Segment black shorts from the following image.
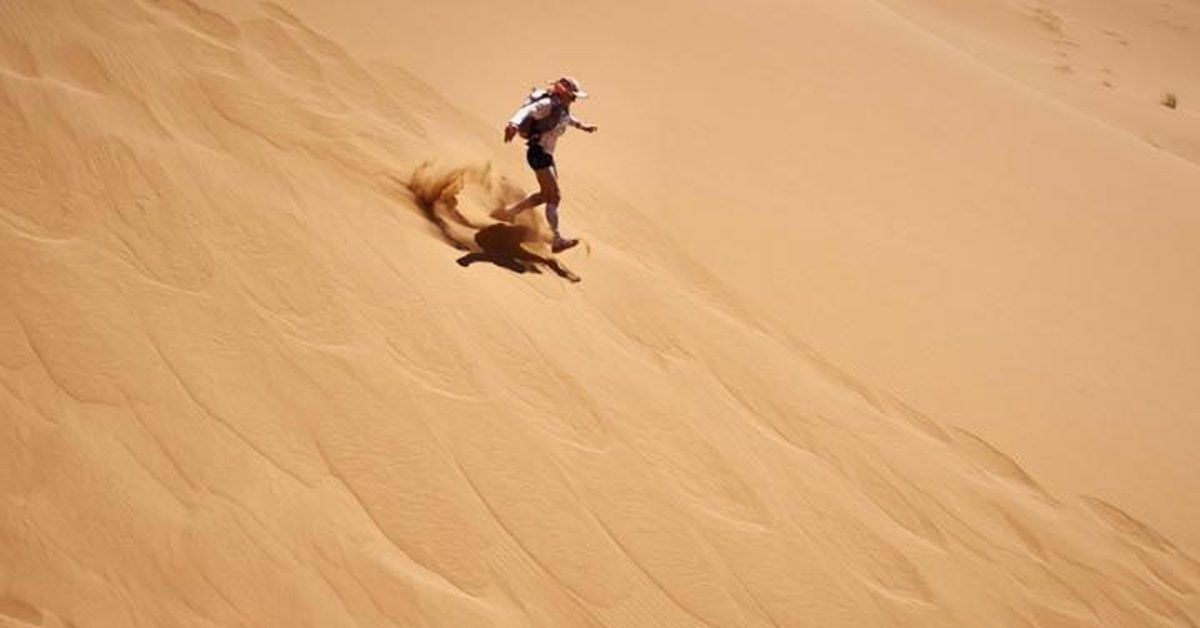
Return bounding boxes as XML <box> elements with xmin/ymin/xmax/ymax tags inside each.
<box><xmin>525</xmin><ymin>141</ymin><xmax>555</xmax><ymax>171</ymax></box>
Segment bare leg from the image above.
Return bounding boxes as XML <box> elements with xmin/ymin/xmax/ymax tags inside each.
<box><xmin>536</xmin><ymin>166</ymin><xmax>577</xmax><ymax>250</ymax></box>
<box><xmin>497</xmin><ymin>167</ymin><xmax>559</xmax><ymax>221</ymax></box>
<box><xmin>498</xmin><ymin>191</ymin><xmax>543</xmax><ymax>219</ymax></box>
<box><xmin>545</xmin><ymin>199</ymin><xmax>561</xmax><ymax>238</ymax></box>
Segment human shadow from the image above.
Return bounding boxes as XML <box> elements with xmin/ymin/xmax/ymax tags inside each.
<box><xmin>456</xmin><ymin>224</ymin><xmax>580</xmax><ymax>283</ymax></box>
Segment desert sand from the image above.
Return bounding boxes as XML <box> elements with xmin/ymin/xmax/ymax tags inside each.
<box><xmin>2</xmin><ymin>0</ymin><xmax>1198</xmax><ymax>627</ymax></box>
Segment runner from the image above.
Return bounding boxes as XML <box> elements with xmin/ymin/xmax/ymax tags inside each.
<box><xmin>493</xmin><ymin>76</ymin><xmax>597</xmax><ymax>252</ymax></box>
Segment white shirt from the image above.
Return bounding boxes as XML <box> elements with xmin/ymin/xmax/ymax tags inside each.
<box><xmin>508</xmin><ymin>94</ymin><xmax>581</xmax><ymax>154</ymax></box>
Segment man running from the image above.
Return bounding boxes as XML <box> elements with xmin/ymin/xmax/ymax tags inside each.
<box><xmin>493</xmin><ymin>76</ymin><xmax>597</xmax><ymax>252</ymax></box>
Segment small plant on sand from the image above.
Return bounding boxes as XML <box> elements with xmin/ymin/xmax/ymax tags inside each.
<box><xmin>1161</xmin><ymin>93</ymin><xmax>1177</xmax><ymax>109</ymax></box>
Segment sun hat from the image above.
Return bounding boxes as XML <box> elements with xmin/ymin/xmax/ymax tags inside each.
<box><xmin>555</xmin><ymin>75</ymin><xmax>588</xmax><ymax>99</ymax></box>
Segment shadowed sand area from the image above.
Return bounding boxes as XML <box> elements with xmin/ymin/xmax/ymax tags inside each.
<box><xmin>1</xmin><ymin>1</ymin><xmax>1197</xmax><ymax>627</ymax></box>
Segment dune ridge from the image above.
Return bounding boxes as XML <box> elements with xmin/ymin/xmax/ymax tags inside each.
<box><xmin>1</xmin><ymin>1</ymin><xmax>1198</xmax><ymax>627</ymax></box>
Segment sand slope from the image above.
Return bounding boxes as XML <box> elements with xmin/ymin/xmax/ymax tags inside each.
<box><xmin>1</xmin><ymin>1</ymin><xmax>1198</xmax><ymax>627</ymax></box>
<box><xmin>288</xmin><ymin>0</ymin><xmax>1200</xmax><ymax>554</ymax></box>
<box><xmin>876</xmin><ymin>0</ymin><xmax>1200</xmax><ymax>163</ymax></box>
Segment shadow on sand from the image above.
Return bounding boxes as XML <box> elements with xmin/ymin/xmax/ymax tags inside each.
<box><xmin>456</xmin><ymin>224</ymin><xmax>580</xmax><ymax>283</ymax></box>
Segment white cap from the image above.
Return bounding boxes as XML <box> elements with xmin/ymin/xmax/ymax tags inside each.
<box><xmin>555</xmin><ymin>75</ymin><xmax>588</xmax><ymax>99</ymax></box>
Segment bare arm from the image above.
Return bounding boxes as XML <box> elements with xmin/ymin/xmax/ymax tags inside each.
<box><xmin>569</xmin><ymin>117</ymin><xmax>598</xmax><ymax>133</ymax></box>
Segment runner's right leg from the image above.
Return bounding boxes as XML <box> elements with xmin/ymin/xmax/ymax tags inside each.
<box><xmin>497</xmin><ymin>167</ymin><xmax>558</xmax><ymax>220</ymax></box>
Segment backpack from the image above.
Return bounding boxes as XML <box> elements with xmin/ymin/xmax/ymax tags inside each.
<box><xmin>516</xmin><ymin>88</ymin><xmax>567</xmax><ymax>139</ymax></box>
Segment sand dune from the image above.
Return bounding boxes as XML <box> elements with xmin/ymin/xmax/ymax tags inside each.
<box><xmin>876</xmin><ymin>0</ymin><xmax>1200</xmax><ymax>163</ymax></box>
<box><xmin>287</xmin><ymin>0</ymin><xmax>1200</xmax><ymax>554</ymax></box>
<box><xmin>1</xmin><ymin>1</ymin><xmax>1198</xmax><ymax>627</ymax></box>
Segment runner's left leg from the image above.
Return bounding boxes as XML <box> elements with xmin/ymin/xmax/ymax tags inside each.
<box><xmin>543</xmin><ymin>166</ymin><xmax>563</xmax><ymax>239</ymax></box>
<box><xmin>497</xmin><ymin>166</ymin><xmax>558</xmax><ymax>220</ymax></box>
